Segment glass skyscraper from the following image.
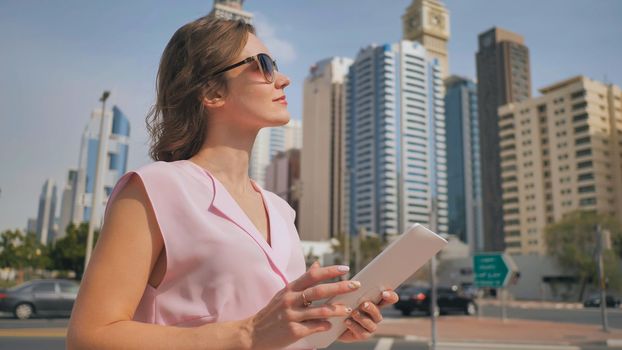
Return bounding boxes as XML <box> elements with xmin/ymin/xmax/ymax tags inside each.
<box><xmin>444</xmin><ymin>75</ymin><xmax>483</xmax><ymax>253</ymax></box>
<box><xmin>346</xmin><ymin>41</ymin><xmax>448</xmax><ymax>238</ymax></box>
<box><xmin>36</xmin><ymin>179</ymin><xmax>57</xmax><ymax>245</ymax></box>
<box><xmin>73</xmin><ymin>106</ymin><xmax>130</xmax><ymax>225</ymax></box>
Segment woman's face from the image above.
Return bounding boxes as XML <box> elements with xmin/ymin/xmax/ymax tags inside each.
<box><xmin>215</xmin><ymin>32</ymin><xmax>291</xmax><ymax>130</ymax></box>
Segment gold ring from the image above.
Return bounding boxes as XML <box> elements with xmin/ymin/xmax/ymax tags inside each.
<box><xmin>301</xmin><ymin>290</ymin><xmax>312</xmax><ymax>307</ymax></box>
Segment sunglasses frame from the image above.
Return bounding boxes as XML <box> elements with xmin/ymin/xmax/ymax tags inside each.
<box><xmin>212</xmin><ymin>53</ymin><xmax>278</xmax><ymax>83</ymax></box>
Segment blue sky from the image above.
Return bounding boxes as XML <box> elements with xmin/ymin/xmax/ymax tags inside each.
<box><xmin>1</xmin><ymin>0</ymin><xmax>621</xmax><ymax>232</ymax></box>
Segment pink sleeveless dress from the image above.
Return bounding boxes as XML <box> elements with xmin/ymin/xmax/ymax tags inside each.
<box><xmin>105</xmin><ymin>159</ymin><xmax>311</xmax><ymax>349</ymax></box>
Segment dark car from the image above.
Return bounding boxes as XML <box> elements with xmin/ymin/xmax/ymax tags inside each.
<box><xmin>583</xmin><ymin>294</ymin><xmax>621</xmax><ymax>308</ymax></box>
<box><xmin>0</xmin><ymin>279</ymin><xmax>80</xmax><ymax>319</ymax></box>
<box><xmin>394</xmin><ymin>285</ymin><xmax>477</xmax><ymax>316</ymax></box>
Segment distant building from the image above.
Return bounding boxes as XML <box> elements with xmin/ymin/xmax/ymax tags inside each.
<box><xmin>73</xmin><ymin>106</ymin><xmax>130</xmax><ymax>228</ymax></box>
<box><xmin>58</xmin><ymin>169</ymin><xmax>78</xmax><ymax>240</ymax></box>
<box><xmin>209</xmin><ymin>0</ymin><xmax>253</xmax><ymax>23</ymax></box>
<box><xmin>250</xmin><ymin>119</ymin><xmax>302</xmax><ymax>188</ymax></box>
<box><xmin>476</xmin><ymin>27</ymin><xmax>532</xmax><ymax>252</ymax></box>
<box><xmin>346</xmin><ymin>41</ymin><xmax>448</xmax><ymax>238</ymax></box>
<box><xmin>498</xmin><ymin>76</ymin><xmax>622</xmax><ymax>255</ymax></box>
<box><xmin>444</xmin><ymin>76</ymin><xmax>483</xmax><ymax>253</ymax></box>
<box><xmin>300</xmin><ymin>57</ymin><xmax>352</xmax><ymax>241</ymax></box>
<box><xmin>26</xmin><ymin>218</ymin><xmax>37</xmax><ymax>235</ymax></box>
<box><xmin>402</xmin><ymin>0</ymin><xmax>450</xmax><ymax>78</ymax></box>
<box><xmin>264</xmin><ymin>149</ymin><xmax>301</xmax><ymax>228</ymax></box>
<box><xmin>36</xmin><ymin>179</ymin><xmax>57</xmax><ymax>245</ymax></box>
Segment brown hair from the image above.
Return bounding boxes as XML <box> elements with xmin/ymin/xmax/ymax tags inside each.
<box><xmin>146</xmin><ymin>16</ymin><xmax>256</xmax><ymax>161</ymax></box>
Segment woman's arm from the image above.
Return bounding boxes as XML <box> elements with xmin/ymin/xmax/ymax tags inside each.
<box><xmin>66</xmin><ymin>174</ymin><xmax>252</xmax><ymax>350</ymax></box>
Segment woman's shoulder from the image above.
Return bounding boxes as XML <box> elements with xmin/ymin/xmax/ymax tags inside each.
<box><xmin>113</xmin><ymin>160</ymin><xmax>210</xmax><ymax>199</ymax></box>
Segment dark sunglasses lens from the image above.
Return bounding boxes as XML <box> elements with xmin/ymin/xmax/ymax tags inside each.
<box><xmin>258</xmin><ymin>54</ymin><xmax>275</xmax><ymax>82</ymax></box>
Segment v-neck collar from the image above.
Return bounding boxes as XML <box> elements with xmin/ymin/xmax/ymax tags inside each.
<box><xmin>177</xmin><ymin>159</ymin><xmax>292</xmax><ymax>284</ymax></box>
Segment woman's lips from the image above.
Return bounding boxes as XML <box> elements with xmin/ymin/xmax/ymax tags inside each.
<box><xmin>273</xmin><ymin>96</ymin><xmax>287</xmax><ymax>104</ymax></box>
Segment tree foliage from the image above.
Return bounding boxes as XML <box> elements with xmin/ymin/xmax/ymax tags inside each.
<box><xmin>544</xmin><ymin>210</ymin><xmax>622</xmax><ymax>298</ymax></box>
<box><xmin>49</xmin><ymin>222</ymin><xmax>99</xmax><ymax>280</ymax></box>
<box><xmin>0</xmin><ymin>222</ymin><xmax>99</xmax><ymax>281</ymax></box>
<box><xmin>0</xmin><ymin>229</ymin><xmax>50</xmax><ymax>270</ymax></box>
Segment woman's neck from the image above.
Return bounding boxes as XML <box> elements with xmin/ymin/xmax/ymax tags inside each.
<box><xmin>190</xmin><ymin>124</ymin><xmax>259</xmax><ymax>195</ymax></box>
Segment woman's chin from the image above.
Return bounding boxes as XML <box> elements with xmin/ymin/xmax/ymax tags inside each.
<box><xmin>268</xmin><ymin>113</ymin><xmax>291</xmax><ymax>126</ymax></box>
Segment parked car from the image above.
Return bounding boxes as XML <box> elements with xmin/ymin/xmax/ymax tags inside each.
<box><xmin>394</xmin><ymin>285</ymin><xmax>477</xmax><ymax>316</ymax></box>
<box><xmin>0</xmin><ymin>279</ymin><xmax>80</xmax><ymax>319</ymax></box>
<box><xmin>583</xmin><ymin>293</ymin><xmax>621</xmax><ymax>308</ymax></box>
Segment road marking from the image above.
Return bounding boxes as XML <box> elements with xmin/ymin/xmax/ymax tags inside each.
<box><xmin>373</xmin><ymin>337</ymin><xmax>394</xmax><ymax>350</ymax></box>
<box><xmin>607</xmin><ymin>339</ymin><xmax>622</xmax><ymax>347</ymax></box>
<box><xmin>0</xmin><ymin>328</ymin><xmax>66</xmax><ymax>338</ymax></box>
<box><xmin>404</xmin><ymin>335</ymin><xmax>426</xmax><ymax>342</ymax></box>
<box><xmin>437</xmin><ymin>343</ymin><xmax>576</xmax><ymax>350</ymax></box>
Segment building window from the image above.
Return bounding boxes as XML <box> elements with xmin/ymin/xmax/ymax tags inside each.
<box><xmin>577</xmin><ymin>160</ymin><xmax>593</xmax><ymax>169</ymax></box>
<box><xmin>579</xmin><ymin>197</ymin><xmax>597</xmax><ymax>206</ymax></box>
<box><xmin>576</xmin><ymin>149</ymin><xmax>592</xmax><ymax>157</ymax></box>
<box><xmin>506</xmin><ymin>241</ymin><xmax>521</xmax><ymax>248</ymax></box>
<box><xmin>573</xmin><ymin>113</ymin><xmax>588</xmax><ymax>123</ymax></box>
<box><xmin>578</xmin><ymin>173</ymin><xmax>594</xmax><ymax>181</ymax></box>
<box><xmin>575</xmin><ymin>136</ymin><xmax>590</xmax><ymax>146</ymax></box>
<box><xmin>570</xmin><ymin>90</ymin><xmax>586</xmax><ymax>99</ymax></box>
<box><xmin>572</xmin><ymin>102</ymin><xmax>588</xmax><ymax>111</ymax></box>
<box><xmin>578</xmin><ymin>185</ymin><xmax>596</xmax><ymax>193</ymax></box>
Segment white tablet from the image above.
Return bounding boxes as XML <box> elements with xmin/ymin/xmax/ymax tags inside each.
<box><xmin>291</xmin><ymin>223</ymin><xmax>447</xmax><ymax>349</ymax></box>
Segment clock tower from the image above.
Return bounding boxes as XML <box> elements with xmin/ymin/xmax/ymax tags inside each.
<box><xmin>402</xmin><ymin>0</ymin><xmax>450</xmax><ymax>77</ymax></box>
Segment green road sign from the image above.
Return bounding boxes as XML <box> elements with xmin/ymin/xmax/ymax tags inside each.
<box><xmin>473</xmin><ymin>253</ymin><xmax>518</xmax><ymax>288</ymax></box>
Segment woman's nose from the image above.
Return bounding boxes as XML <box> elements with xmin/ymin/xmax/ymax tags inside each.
<box><xmin>274</xmin><ymin>71</ymin><xmax>290</xmax><ymax>89</ymax></box>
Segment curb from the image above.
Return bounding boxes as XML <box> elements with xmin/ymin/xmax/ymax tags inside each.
<box><xmin>477</xmin><ymin>301</ymin><xmax>585</xmax><ymax>310</ymax></box>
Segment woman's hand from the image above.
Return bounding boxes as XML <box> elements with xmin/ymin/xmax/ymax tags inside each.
<box><xmin>337</xmin><ymin>290</ymin><xmax>399</xmax><ymax>342</ymax></box>
<box><xmin>244</xmin><ymin>261</ymin><xmax>360</xmax><ymax>350</ymax></box>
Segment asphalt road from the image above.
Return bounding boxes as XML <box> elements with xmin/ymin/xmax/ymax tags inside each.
<box><xmin>1</xmin><ymin>307</ymin><xmax>621</xmax><ymax>350</ymax></box>
<box><xmin>0</xmin><ymin>336</ymin><xmax>616</xmax><ymax>350</ymax></box>
<box><xmin>380</xmin><ymin>305</ymin><xmax>622</xmax><ymax>329</ymax></box>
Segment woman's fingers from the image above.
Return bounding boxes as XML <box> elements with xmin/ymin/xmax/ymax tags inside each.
<box><xmin>303</xmin><ymin>280</ymin><xmax>361</xmax><ymax>302</ymax></box>
<box><xmin>288</xmin><ymin>263</ymin><xmax>350</xmax><ymax>292</ymax></box>
<box><xmin>377</xmin><ymin>290</ymin><xmax>399</xmax><ymax>308</ymax></box>
<box><xmin>344</xmin><ymin>317</ymin><xmax>372</xmax><ymax>340</ymax></box>
<box><xmin>290</xmin><ymin>303</ymin><xmax>352</xmax><ymax>321</ymax></box>
<box><xmin>359</xmin><ymin>301</ymin><xmax>383</xmax><ymax>323</ymax></box>
<box><xmin>350</xmin><ymin>308</ymin><xmax>378</xmax><ymax>333</ymax></box>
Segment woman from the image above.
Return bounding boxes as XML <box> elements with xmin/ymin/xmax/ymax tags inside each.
<box><xmin>67</xmin><ymin>15</ymin><xmax>398</xmax><ymax>349</ymax></box>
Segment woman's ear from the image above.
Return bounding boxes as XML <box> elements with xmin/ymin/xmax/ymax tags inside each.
<box><xmin>201</xmin><ymin>82</ymin><xmax>226</xmax><ymax>109</ymax></box>
<box><xmin>202</xmin><ymin>93</ymin><xmax>225</xmax><ymax>109</ymax></box>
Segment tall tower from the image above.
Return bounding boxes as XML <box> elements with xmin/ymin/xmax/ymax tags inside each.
<box><xmin>476</xmin><ymin>27</ymin><xmax>531</xmax><ymax>252</ymax></box>
<box><xmin>58</xmin><ymin>169</ymin><xmax>78</xmax><ymax>240</ymax></box>
<box><xmin>210</xmin><ymin>0</ymin><xmax>253</xmax><ymax>23</ymax></box>
<box><xmin>36</xmin><ymin>179</ymin><xmax>57</xmax><ymax>245</ymax></box>
<box><xmin>346</xmin><ymin>41</ymin><xmax>448</xmax><ymax>239</ymax></box>
<box><xmin>299</xmin><ymin>57</ymin><xmax>352</xmax><ymax>241</ymax></box>
<box><xmin>74</xmin><ymin>106</ymin><xmax>130</xmax><ymax>226</ymax></box>
<box><xmin>402</xmin><ymin>0</ymin><xmax>450</xmax><ymax>78</ymax></box>
<box><xmin>444</xmin><ymin>76</ymin><xmax>483</xmax><ymax>253</ymax></box>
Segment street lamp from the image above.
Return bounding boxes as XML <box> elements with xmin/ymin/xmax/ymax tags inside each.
<box><xmin>84</xmin><ymin>91</ymin><xmax>111</xmax><ymax>271</ymax></box>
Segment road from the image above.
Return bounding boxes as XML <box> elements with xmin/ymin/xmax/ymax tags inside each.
<box><xmin>379</xmin><ymin>305</ymin><xmax>622</xmax><ymax>329</ymax></box>
<box><xmin>1</xmin><ymin>307</ymin><xmax>621</xmax><ymax>350</ymax></box>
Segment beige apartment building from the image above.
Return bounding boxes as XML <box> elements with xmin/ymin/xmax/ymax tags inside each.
<box><xmin>498</xmin><ymin>76</ymin><xmax>622</xmax><ymax>255</ymax></box>
<box><xmin>299</xmin><ymin>57</ymin><xmax>352</xmax><ymax>241</ymax></box>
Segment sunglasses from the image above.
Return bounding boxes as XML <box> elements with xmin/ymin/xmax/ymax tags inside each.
<box><xmin>213</xmin><ymin>53</ymin><xmax>279</xmax><ymax>84</ymax></box>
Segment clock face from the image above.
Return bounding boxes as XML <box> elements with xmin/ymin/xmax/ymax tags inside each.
<box><xmin>409</xmin><ymin>17</ymin><xmax>419</xmax><ymax>30</ymax></box>
<box><xmin>406</xmin><ymin>10</ymin><xmax>421</xmax><ymax>32</ymax></box>
<box><xmin>430</xmin><ymin>12</ymin><xmax>445</xmax><ymax>30</ymax></box>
